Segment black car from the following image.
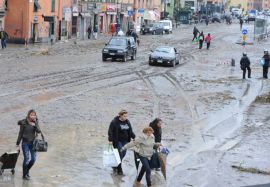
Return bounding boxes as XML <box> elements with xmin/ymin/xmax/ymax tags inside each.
<box><xmin>140</xmin><ymin>23</ymin><xmax>164</xmax><ymax>35</ymax></box>
<box><xmin>149</xmin><ymin>46</ymin><xmax>180</xmax><ymax>67</ymax></box>
<box><xmin>102</xmin><ymin>36</ymin><xmax>137</xmax><ymax>62</ymax></box>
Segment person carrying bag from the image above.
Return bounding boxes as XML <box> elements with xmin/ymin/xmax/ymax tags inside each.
<box><xmin>16</xmin><ymin>109</ymin><xmax>45</xmax><ymax>180</ymax></box>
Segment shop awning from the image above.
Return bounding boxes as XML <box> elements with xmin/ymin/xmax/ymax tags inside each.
<box><xmin>80</xmin><ymin>12</ymin><xmax>91</xmax><ymax>17</ymax></box>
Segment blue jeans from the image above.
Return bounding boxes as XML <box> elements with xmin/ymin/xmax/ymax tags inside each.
<box><xmin>1</xmin><ymin>39</ymin><xmax>6</xmax><ymax>49</ymax></box>
<box><xmin>137</xmin><ymin>155</ymin><xmax>152</xmax><ymax>187</ymax></box>
<box><xmin>150</xmin><ymin>151</ymin><xmax>160</xmax><ymax>169</ymax></box>
<box><xmin>117</xmin><ymin>141</ymin><xmax>128</xmax><ymax>160</ymax></box>
<box><xmin>22</xmin><ymin>141</ymin><xmax>36</xmax><ymax>167</ymax></box>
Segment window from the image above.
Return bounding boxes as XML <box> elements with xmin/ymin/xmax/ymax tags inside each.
<box><xmin>51</xmin><ymin>0</ymin><xmax>55</xmax><ymax>12</ymax></box>
<box><xmin>34</xmin><ymin>0</ymin><xmax>41</xmax><ymax>12</ymax></box>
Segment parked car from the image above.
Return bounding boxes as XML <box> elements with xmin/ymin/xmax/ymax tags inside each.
<box><xmin>149</xmin><ymin>46</ymin><xmax>180</xmax><ymax>67</ymax></box>
<box><xmin>140</xmin><ymin>23</ymin><xmax>164</xmax><ymax>35</ymax></box>
<box><xmin>102</xmin><ymin>36</ymin><xmax>137</xmax><ymax>62</ymax></box>
<box><xmin>159</xmin><ymin>20</ymin><xmax>173</xmax><ymax>34</ymax></box>
<box><xmin>140</xmin><ymin>23</ymin><xmax>155</xmax><ymax>34</ymax></box>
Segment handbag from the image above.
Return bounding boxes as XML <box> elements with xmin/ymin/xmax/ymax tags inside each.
<box><xmin>103</xmin><ymin>145</ymin><xmax>121</xmax><ymax>167</ymax></box>
<box><xmin>259</xmin><ymin>58</ymin><xmax>265</xmax><ymax>66</ymax></box>
<box><xmin>33</xmin><ymin>132</ymin><xmax>48</xmax><ymax>152</ymax></box>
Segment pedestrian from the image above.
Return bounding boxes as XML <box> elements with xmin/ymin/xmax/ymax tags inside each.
<box><xmin>198</xmin><ymin>31</ymin><xmax>204</xmax><ymax>49</ymax></box>
<box><xmin>87</xmin><ymin>25</ymin><xmax>92</xmax><ymax>39</ymax></box>
<box><xmin>93</xmin><ymin>25</ymin><xmax>98</xmax><ymax>40</ymax></box>
<box><xmin>205</xmin><ymin>16</ymin><xmax>209</xmax><ymax>26</ymax></box>
<box><xmin>0</xmin><ymin>28</ymin><xmax>8</xmax><ymax>49</ymax></box>
<box><xmin>131</xmin><ymin>30</ymin><xmax>139</xmax><ymax>44</ymax></box>
<box><xmin>108</xmin><ymin>109</ymin><xmax>136</xmax><ymax>175</ymax></box>
<box><xmin>121</xmin><ymin>127</ymin><xmax>161</xmax><ymax>187</ymax></box>
<box><xmin>240</xmin><ymin>52</ymin><xmax>251</xmax><ymax>79</ymax></box>
<box><xmin>240</xmin><ymin>17</ymin><xmax>243</xmax><ymax>30</ymax></box>
<box><xmin>204</xmin><ymin>33</ymin><xmax>212</xmax><ymax>50</ymax></box>
<box><xmin>149</xmin><ymin>118</ymin><xmax>163</xmax><ymax>170</ymax></box>
<box><xmin>262</xmin><ymin>49</ymin><xmax>270</xmax><ymax>79</ymax></box>
<box><xmin>16</xmin><ymin>109</ymin><xmax>42</xmax><ymax>180</ymax></box>
<box><xmin>192</xmin><ymin>26</ymin><xmax>199</xmax><ymax>41</ymax></box>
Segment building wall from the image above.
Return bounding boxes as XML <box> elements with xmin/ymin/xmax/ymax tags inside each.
<box><xmin>4</xmin><ymin>0</ymin><xmax>73</xmax><ymax>43</ymax></box>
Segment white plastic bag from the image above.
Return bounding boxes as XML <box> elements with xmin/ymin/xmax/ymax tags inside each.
<box><xmin>103</xmin><ymin>145</ymin><xmax>121</xmax><ymax>167</ymax></box>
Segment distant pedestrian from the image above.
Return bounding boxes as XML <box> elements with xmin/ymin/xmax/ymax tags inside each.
<box><xmin>93</xmin><ymin>25</ymin><xmax>98</xmax><ymax>40</ymax></box>
<box><xmin>192</xmin><ymin>26</ymin><xmax>199</xmax><ymax>41</ymax></box>
<box><xmin>0</xmin><ymin>29</ymin><xmax>8</xmax><ymax>49</ymax></box>
<box><xmin>240</xmin><ymin>18</ymin><xmax>243</xmax><ymax>30</ymax></box>
<box><xmin>198</xmin><ymin>31</ymin><xmax>204</xmax><ymax>49</ymax></box>
<box><xmin>121</xmin><ymin>127</ymin><xmax>161</xmax><ymax>187</ymax></box>
<box><xmin>205</xmin><ymin>16</ymin><xmax>209</xmax><ymax>26</ymax></box>
<box><xmin>16</xmin><ymin>109</ymin><xmax>42</xmax><ymax>180</ymax></box>
<box><xmin>240</xmin><ymin>52</ymin><xmax>251</xmax><ymax>79</ymax></box>
<box><xmin>262</xmin><ymin>49</ymin><xmax>270</xmax><ymax>79</ymax></box>
<box><xmin>131</xmin><ymin>30</ymin><xmax>139</xmax><ymax>44</ymax></box>
<box><xmin>87</xmin><ymin>25</ymin><xmax>92</xmax><ymax>39</ymax></box>
<box><xmin>108</xmin><ymin>109</ymin><xmax>136</xmax><ymax>175</ymax></box>
<box><xmin>204</xmin><ymin>33</ymin><xmax>212</xmax><ymax>50</ymax></box>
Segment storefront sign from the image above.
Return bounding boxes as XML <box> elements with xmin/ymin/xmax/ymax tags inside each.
<box><xmin>72</xmin><ymin>6</ymin><xmax>78</xmax><ymax>12</ymax></box>
<box><xmin>96</xmin><ymin>3</ymin><xmax>102</xmax><ymax>12</ymax></box>
<box><xmin>87</xmin><ymin>3</ymin><xmax>95</xmax><ymax>11</ymax></box>
<box><xmin>106</xmin><ymin>4</ymin><xmax>117</xmax><ymax>12</ymax></box>
<box><xmin>101</xmin><ymin>3</ymin><xmax>107</xmax><ymax>12</ymax></box>
<box><xmin>63</xmin><ymin>8</ymin><xmax>72</xmax><ymax>21</ymax></box>
<box><xmin>33</xmin><ymin>15</ymin><xmax>38</xmax><ymax>22</ymax></box>
<box><xmin>138</xmin><ymin>8</ymin><xmax>144</xmax><ymax>14</ymax></box>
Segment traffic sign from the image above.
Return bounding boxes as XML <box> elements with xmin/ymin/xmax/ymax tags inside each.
<box><xmin>242</xmin><ymin>29</ymin><xmax>248</xmax><ymax>35</ymax></box>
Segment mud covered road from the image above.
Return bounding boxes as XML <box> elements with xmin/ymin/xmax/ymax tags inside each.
<box><xmin>0</xmin><ymin>21</ymin><xmax>270</xmax><ymax>187</ymax></box>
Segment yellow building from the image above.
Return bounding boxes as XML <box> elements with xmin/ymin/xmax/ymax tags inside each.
<box><xmin>229</xmin><ymin>0</ymin><xmax>248</xmax><ymax>11</ymax></box>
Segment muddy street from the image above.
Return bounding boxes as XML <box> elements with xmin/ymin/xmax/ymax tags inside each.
<box><xmin>0</xmin><ymin>21</ymin><xmax>270</xmax><ymax>187</ymax></box>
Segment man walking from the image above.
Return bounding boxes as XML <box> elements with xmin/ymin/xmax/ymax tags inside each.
<box><xmin>0</xmin><ymin>29</ymin><xmax>8</xmax><ymax>49</ymax></box>
<box><xmin>240</xmin><ymin>52</ymin><xmax>251</xmax><ymax>79</ymax></box>
<box><xmin>87</xmin><ymin>25</ymin><xmax>92</xmax><ymax>39</ymax></box>
<box><xmin>204</xmin><ymin>33</ymin><xmax>212</xmax><ymax>50</ymax></box>
<box><xmin>240</xmin><ymin>17</ymin><xmax>243</xmax><ymax>30</ymax></box>
<box><xmin>108</xmin><ymin>110</ymin><xmax>135</xmax><ymax>175</ymax></box>
<box><xmin>262</xmin><ymin>49</ymin><xmax>270</xmax><ymax>79</ymax></box>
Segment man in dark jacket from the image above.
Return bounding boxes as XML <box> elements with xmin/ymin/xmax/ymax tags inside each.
<box><xmin>192</xmin><ymin>26</ymin><xmax>199</xmax><ymax>41</ymax></box>
<box><xmin>262</xmin><ymin>49</ymin><xmax>270</xmax><ymax>79</ymax></box>
<box><xmin>240</xmin><ymin>52</ymin><xmax>251</xmax><ymax>79</ymax></box>
<box><xmin>0</xmin><ymin>29</ymin><xmax>8</xmax><ymax>49</ymax></box>
<box><xmin>108</xmin><ymin>109</ymin><xmax>135</xmax><ymax>175</ymax></box>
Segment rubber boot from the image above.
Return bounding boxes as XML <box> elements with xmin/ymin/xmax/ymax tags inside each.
<box><xmin>117</xmin><ymin>164</ymin><xmax>123</xmax><ymax>175</ymax></box>
<box><xmin>22</xmin><ymin>165</ymin><xmax>30</xmax><ymax>180</ymax></box>
<box><xmin>27</xmin><ymin>161</ymin><xmax>34</xmax><ymax>178</ymax></box>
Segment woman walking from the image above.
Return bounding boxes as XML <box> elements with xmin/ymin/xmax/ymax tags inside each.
<box><xmin>16</xmin><ymin>109</ymin><xmax>42</xmax><ymax>180</ymax></box>
<box><xmin>122</xmin><ymin>127</ymin><xmax>161</xmax><ymax>187</ymax></box>
<box><xmin>198</xmin><ymin>31</ymin><xmax>205</xmax><ymax>49</ymax></box>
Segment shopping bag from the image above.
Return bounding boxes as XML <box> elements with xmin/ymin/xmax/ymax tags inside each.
<box><xmin>259</xmin><ymin>59</ymin><xmax>265</xmax><ymax>66</ymax></box>
<box><xmin>103</xmin><ymin>145</ymin><xmax>121</xmax><ymax>167</ymax></box>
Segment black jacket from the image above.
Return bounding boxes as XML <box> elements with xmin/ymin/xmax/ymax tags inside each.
<box><xmin>149</xmin><ymin>122</ymin><xmax>162</xmax><ymax>143</ymax></box>
<box><xmin>108</xmin><ymin>116</ymin><xmax>135</xmax><ymax>147</ymax></box>
<box><xmin>16</xmin><ymin>118</ymin><xmax>41</xmax><ymax>145</ymax></box>
<box><xmin>263</xmin><ymin>54</ymin><xmax>270</xmax><ymax>67</ymax></box>
<box><xmin>240</xmin><ymin>56</ymin><xmax>251</xmax><ymax>69</ymax></box>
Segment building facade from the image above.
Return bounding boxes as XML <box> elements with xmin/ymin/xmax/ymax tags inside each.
<box><xmin>0</xmin><ymin>0</ymin><xmax>7</xmax><ymax>29</ymax></box>
<box><xmin>4</xmin><ymin>0</ymin><xmax>73</xmax><ymax>43</ymax></box>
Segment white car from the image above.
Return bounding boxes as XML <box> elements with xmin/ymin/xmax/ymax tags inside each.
<box><xmin>159</xmin><ymin>20</ymin><xmax>172</xmax><ymax>34</ymax></box>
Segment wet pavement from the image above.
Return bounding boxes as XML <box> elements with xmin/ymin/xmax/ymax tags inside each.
<box><xmin>0</xmin><ymin>20</ymin><xmax>270</xmax><ymax>187</ymax></box>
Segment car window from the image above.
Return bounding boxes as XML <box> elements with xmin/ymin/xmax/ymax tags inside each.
<box><xmin>160</xmin><ymin>22</ymin><xmax>169</xmax><ymax>26</ymax></box>
<box><xmin>155</xmin><ymin>47</ymin><xmax>173</xmax><ymax>53</ymax></box>
<box><xmin>109</xmin><ymin>38</ymin><xmax>127</xmax><ymax>46</ymax></box>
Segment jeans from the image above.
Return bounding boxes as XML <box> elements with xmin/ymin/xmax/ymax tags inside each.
<box><xmin>137</xmin><ymin>155</ymin><xmax>152</xmax><ymax>187</ymax></box>
<box><xmin>150</xmin><ymin>151</ymin><xmax>160</xmax><ymax>169</ymax></box>
<box><xmin>116</xmin><ymin>141</ymin><xmax>128</xmax><ymax>171</ymax></box>
<box><xmin>206</xmin><ymin>42</ymin><xmax>210</xmax><ymax>50</ymax></box>
<box><xmin>22</xmin><ymin>141</ymin><xmax>36</xmax><ymax>167</ymax></box>
<box><xmin>199</xmin><ymin>40</ymin><xmax>203</xmax><ymax>49</ymax></box>
<box><xmin>1</xmin><ymin>39</ymin><xmax>6</xmax><ymax>49</ymax></box>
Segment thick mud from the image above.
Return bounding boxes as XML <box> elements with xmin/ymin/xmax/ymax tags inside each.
<box><xmin>0</xmin><ymin>20</ymin><xmax>270</xmax><ymax>187</ymax></box>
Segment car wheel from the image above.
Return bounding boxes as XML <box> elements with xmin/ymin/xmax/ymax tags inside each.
<box><xmin>122</xmin><ymin>54</ymin><xmax>127</xmax><ymax>62</ymax></box>
<box><xmin>171</xmin><ymin>59</ymin><xmax>176</xmax><ymax>67</ymax></box>
<box><xmin>131</xmin><ymin>51</ymin><xmax>136</xmax><ymax>60</ymax></box>
<box><xmin>102</xmin><ymin>55</ymin><xmax>107</xmax><ymax>61</ymax></box>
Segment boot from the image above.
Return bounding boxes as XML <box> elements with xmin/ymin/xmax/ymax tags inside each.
<box><xmin>117</xmin><ymin>164</ymin><xmax>124</xmax><ymax>175</ymax></box>
<box><xmin>22</xmin><ymin>165</ymin><xmax>30</xmax><ymax>180</ymax></box>
<box><xmin>26</xmin><ymin>161</ymin><xmax>34</xmax><ymax>178</ymax></box>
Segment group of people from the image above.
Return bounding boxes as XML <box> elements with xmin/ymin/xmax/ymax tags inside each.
<box><xmin>240</xmin><ymin>49</ymin><xmax>270</xmax><ymax>79</ymax></box>
<box><xmin>108</xmin><ymin>110</ymin><xmax>163</xmax><ymax>187</ymax></box>
<box><xmin>192</xmin><ymin>26</ymin><xmax>212</xmax><ymax>50</ymax></box>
